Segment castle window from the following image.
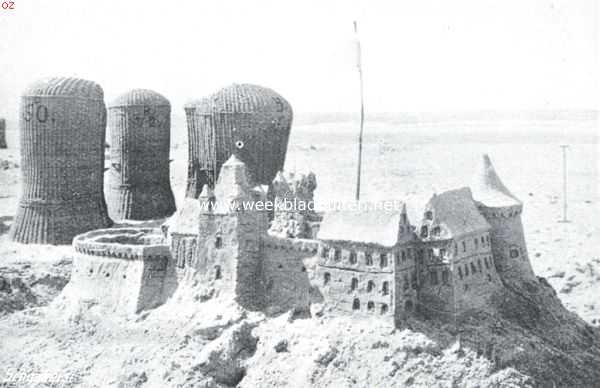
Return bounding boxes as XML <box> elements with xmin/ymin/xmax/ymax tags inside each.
<box><xmin>367</xmin><ymin>280</ymin><xmax>375</xmax><ymax>292</ymax></box>
<box><xmin>484</xmin><ymin>257</ymin><xmax>490</xmax><ymax>269</ymax></box>
<box><xmin>430</xmin><ymin>270</ymin><xmax>438</xmax><ymax>285</ymax></box>
<box><xmin>405</xmin><ymin>300</ymin><xmax>413</xmax><ymax>312</ymax></box>
<box><xmin>470</xmin><ymin>262</ymin><xmax>477</xmax><ymax>274</ymax></box>
<box><xmin>401</xmin><ymin>250</ymin><xmax>406</xmax><ymax>261</ymax></box>
<box><xmin>432</xmin><ymin>226</ymin><xmax>441</xmax><ymax>236</ymax></box>
<box><xmin>349</xmin><ymin>251</ymin><xmax>357</xmax><ymax>264</ymax></box>
<box><xmin>458</xmin><ymin>266</ymin><xmax>463</xmax><ymax>279</ymax></box>
<box><xmin>394</xmin><ymin>253</ymin><xmax>399</xmax><ymax>265</ymax></box>
<box><xmin>365</xmin><ymin>252</ymin><xmax>373</xmax><ymax>266</ymax></box>
<box><xmin>464</xmin><ymin>264</ymin><xmax>469</xmax><ymax>276</ymax></box>
<box><xmin>440</xmin><ymin>248</ymin><xmax>446</xmax><ymax>258</ymax></box>
<box><xmin>510</xmin><ymin>247</ymin><xmax>520</xmax><ymax>258</ymax></box>
<box><xmin>367</xmin><ymin>301</ymin><xmax>375</xmax><ymax>311</ymax></box>
<box><xmin>462</xmin><ymin>241</ymin><xmax>467</xmax><ymax>252</ymax></box>
<box><xmin>478</xmin><ymin>259</ymin><xmax>483</xmax><ymax>272</ymax></box>
<box><xmin>486</xmin><ymin>236</ymin><xmax>490</xmax><ymax>243</ymax></box>
<box><xmin>403</xmin><ymin>274</ymin><xmax>410</xmax><ymax>290</ymax></box>
<box><xmin>351</xmin><ymin>277</ymin><xmax>358</xmax><ymax>291</ymax></box>
<box><xmin>442</xmin><ymin>269</ymin><xmax>449</xmax><ymax>284</ymax></box>
<box><xmin>352</xmin><ymin>298</ymin><xmax>360</xmax><ymax>310</ymax></box>
<box><xmin>487</xmin><ymin>274</ymin><xmax>492</xmax><ymax>282</ymax></box>
<box><xmin>214</xmin><ymin>265</ymin><xmax>222</xmax><ymax>280</ymax></box>
<box><xmin>481</xmin><ymin>236</ymin><xmax>485</xmax><ymax>245</ymax></box>
<box><xmin>411</xmin><ymin>271</ymin><xmax>417</xmax><ymax>289</ymax></box>
<box><xmin>425</xmin><ymin>211</ymin><xmax>433</xmax><ymax>220</ymax></box>
<box><xmin>334</xmin><ymin>248</ymin><xmax>341</xmax><ymax>261</ymax></box>
<box><xmin>418</xmin><ymin>250</ymin><xmax>424</xmax><ymax>265</ymax></box>
<box><xmin>380</xmin><ymin>253</ymin><xmax>388</xmax><ymax>268</ymax></box>
<box><xmin>420</xmin><ymin>225</ymin><xmax>428</xmax><ymax>238</ymax></box>
<box><xmin>428</xmin><ymin>249</ymin><xmax>433</xmax><ymax>260</ymax></box>
<box><xmin>215</xmin><ymin>234</ymin><xmax>223</xmax><ymax>249</ymax></box>
<box><xmin>382</xmin><ymin>281</ymin><xmax>389</xmax><ymax>295</ymax></box>
<box><xmin>474</xmin><ymin>238</ymin><xmax>479</xmax><ymax>248</ymax></box>
<box><xmin>407</xmin><ymin>248</ymin><xmax>413</xmax><ymax>258</ymax></box>
<box><xmin>321</xmin><ymin>246</ymin><xmax>328</xmax><ymax>258</ymax></box>
<box><xmin>324</xmin><ymin>272</ymin><xmax>331</xmax><ymax>285</ymax></box>
<box><xmin>381</xmin><ymin>304</ymin><xmax>389</xmax><ymax>314</ymax></box>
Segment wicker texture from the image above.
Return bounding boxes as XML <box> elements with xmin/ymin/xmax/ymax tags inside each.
<box><xmin>0</xmin><ymin>118</ymin><xmax>6</xmax><ymax>149</ymax></box>
<box><xmin>107</xmin><ymin>89</ymin><xmax>176</xmax><ymax>220</ymax></box>
<box><xmin>184</xmin><ymin>83</ymin><xmax>293</xmax><ymax>198</ymax></box>
<box><xmin>10</xmin><ymin>77</ymin><xmax>112</xmax><ymax>245</ymax></box>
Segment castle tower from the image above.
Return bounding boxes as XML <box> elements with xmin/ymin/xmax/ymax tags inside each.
<box><xmin>269</xmin><ymin>171</ymin><xmax>319</xmax><ymax>238</ymax></box>
<box><xmin>470</xmin><ymin>154</ymin><xmax>536</xmax><ymax>284</ymax></box>
<box><xmin>196</xmin><ymin>155</ymin><xmax>265</xmax><ymax>309</ymax></box>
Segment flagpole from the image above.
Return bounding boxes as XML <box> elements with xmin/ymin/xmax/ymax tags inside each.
<box><xmin>354</xmin><ymin>20</ymin><xmax>365</xmax><ymax>201</ymax></box>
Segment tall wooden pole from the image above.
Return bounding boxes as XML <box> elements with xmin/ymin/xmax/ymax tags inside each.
<box><xmin>559</xmin><ymin>145</ymin><xmax>569</xmax><ymax>223</ymax></box>
<box><xmin>354</xmin><ymin>21</ymin><xmax>365</xmax><ymax>201</ymax></box>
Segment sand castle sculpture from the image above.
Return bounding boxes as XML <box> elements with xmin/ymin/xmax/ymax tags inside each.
<box><xmin>8</xmin><ymin>76</ymin><xmax>537</xmax><ymax>324</ymax></box>
<box><xmin>106</xmin><ymin>89</ymin><xmax>176</xmax><ymax>220</ymax></box>
<box><xmin>10</xmin><ymin>77</ymin><xmax>112</xmax><ymax>244</ymax></box>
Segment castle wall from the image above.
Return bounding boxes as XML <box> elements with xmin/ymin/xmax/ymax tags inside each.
<box><xmin>450</xmin><ymin>231</ymin><xmax>503</xmax><ymax>313</ymax></box>
<box><xmin>393</xmin><ymin>243</ymin><xmax>419</xmax><ymax>322</ymax></box>
<box><xmin>479</xmin><ymin>205</ymin><xmax>536</xmax><ymax>284</ymax></box>
<box><xmin>315</xmin><ymin>241</ymin><xmax>396</xmax><ymax>323</ymax></box>
<box><xmin>415</xmin><ymin>240</ymin><xmax>454</xmax><ymax>321</ymax></box>
<box><xmin>70</xmin><ymin>251</ymin><xmax>169</xmax><ymax>314</ymax></box>
<box><xmin>170</xmin><ymin>233</ymin><xmax>198</xmax><ymax>270</ymax></box>
<box><xmin>261</xmin><ymin>236</ymin><xmax>318</xmax><ymax>315</ymax></box>
<box><xmin>191</xmin><ymin>210</ymin><xmax>264</xmax><ymax>310</ymax></box>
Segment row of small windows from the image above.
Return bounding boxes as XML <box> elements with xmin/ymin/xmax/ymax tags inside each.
<box><xmin>321</xmin><ymin>247</ymin><xmax>416</xmax><ymax>267</ymax></box>
<box><xmin>428</xmin><ymin>268</ymin><xmax>450</xmax><ymax>285</ymax></box>
<box><xmin>323</xmin><ymin>274</ymin><xmax>390</xmax><ymax>295</ymax></box>
<box><xmin>458</xmin><ymin>235</ymin><xmax>491</xmax><ymax>253</ymax></box>
<box><xmin>457</xmin><ymin>256</ymin><xmax>493</xmax><ymax>280</ymax></box>
<box><xmin>352</xmin><ymin>298</ymin><xmax>389</xmax><ymax>314</ymax></box>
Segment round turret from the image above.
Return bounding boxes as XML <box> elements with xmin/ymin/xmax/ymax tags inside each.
<box><xmin>471</xmin><ymin>154</ymin><xmax>536</xmax><ymax>282</ymax></box>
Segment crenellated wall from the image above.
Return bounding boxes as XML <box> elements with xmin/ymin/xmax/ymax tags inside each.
<box><xmin>261</xmin><ymin>235</ymin><xmax>318</xmax><ymax>314</ymax></box>
<box><xmin>69</xmin><ymin>228</ymin><xmax>173</xmax><ymax>314</ymax></box>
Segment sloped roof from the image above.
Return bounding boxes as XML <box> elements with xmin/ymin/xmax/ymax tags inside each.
<box><xmin>471</xmin><ymin>154</ymin><xmax>521</xmax><ymax>208</ymax></box>
<box><xmin>317</xmin><ymin>206</ymin><xmax>407</xmax><ymax>247</ymax></box>
<box><xmin>167</xmin><ymin>198</ymin><xmax>201</xmax><ymax>235</ymax></box>
<box><xmin>426</xmin><ymin>187</ymin><xmax>490</xmax><ymax>238</ymax></box>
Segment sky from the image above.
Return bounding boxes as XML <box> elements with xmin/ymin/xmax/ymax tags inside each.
<box><xmin>0</xmin><ymin>0</ymin><xmax>597</xmax><ymax>120</ymax></box>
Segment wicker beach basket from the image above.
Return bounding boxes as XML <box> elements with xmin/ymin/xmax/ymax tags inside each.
<box><xmin>9</xmin><ymin>77</ymin><xmax>112</xmax><ymax>244</ymax></box>
<box><xmin>184</xmin><ymin>84</ymin><xmax>293</xmax><ymax>198</ymax></box>
<box><xmin>106</xmin><ymin>89</ymin><xmax>176</xmax><ymax>220</ymax></box>
<box><xmin>0</xmin><ymin>118</ymin><xmax>6</xmax><ymax>149</ymax></box>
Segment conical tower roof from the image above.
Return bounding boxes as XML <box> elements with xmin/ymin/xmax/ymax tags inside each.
<box><xmin>471</xmin><ymin>154</ymin><xmax>521</xmax><ymax>208</ymax></box>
